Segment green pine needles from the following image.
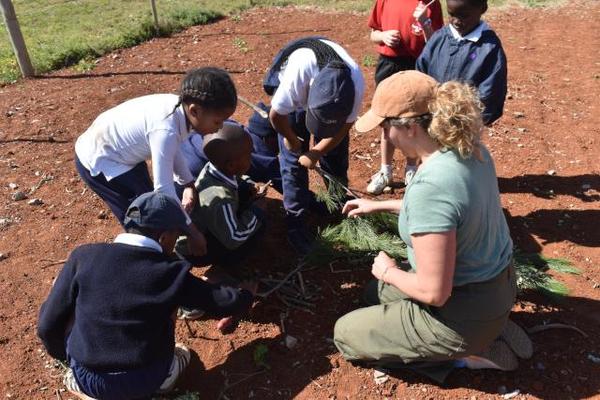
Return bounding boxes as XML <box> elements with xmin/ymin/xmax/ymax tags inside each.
<box><xmin>307</xmin><ymin>211</ymin><xmax>578</xmax><ymax>297</ymax></box>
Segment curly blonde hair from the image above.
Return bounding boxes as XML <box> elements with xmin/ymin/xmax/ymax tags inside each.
<box><xmin>428</xmin><ymin>82</ymin><xmax>484</xmax><ymax>158</ymax></box>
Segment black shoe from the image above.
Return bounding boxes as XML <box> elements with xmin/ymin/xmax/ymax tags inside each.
<box><xmin>287</xmin><ymin>227</ymin><xmax>314</xmax><ymax>256</ymax></box>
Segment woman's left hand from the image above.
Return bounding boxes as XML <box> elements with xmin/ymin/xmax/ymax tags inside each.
<box><xmin>372</xmin><ymin>251</ymin><xmax>397</xmax><ymax>282</ymax></box>
<box><xmin>182</xmin><ymin>186</ymin><xmax>197</xmax><ymax>214</ymax></box>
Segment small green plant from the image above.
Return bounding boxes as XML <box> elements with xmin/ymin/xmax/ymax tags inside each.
<box><xmin>253</xmin><ymin>343</ymin><xmax>269</xmax><ymax>369</ymax></box>
<box><xmin>315</xmin><ymin>179</ymin><xmax>347</xmax><ymax>213</ymax></box>
<box><xmin>231</xmin><ymin>14</ymin><xmax>242</xmax><ymax>22</ymax></box>
<box><xmin>232</xmin><ymin>37</ymin><xmax>249</xmax><ymax>53</ymax></box>
<box><xmin>73</xmin><ymin>57</ymin><xmax>96</xmax><ymax>73</ymax></box>
<box><xmin>362</xmin><ymin>54</ymin><xmax>377</xmax><ymax>68</ymax></box>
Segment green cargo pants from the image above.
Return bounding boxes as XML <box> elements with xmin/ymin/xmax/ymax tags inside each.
<box><xmin>334</xmin><ymin>265</ymin><xmax>516</xmax><ymax>377</ymax></box>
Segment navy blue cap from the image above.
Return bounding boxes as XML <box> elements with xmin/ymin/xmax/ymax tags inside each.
<box><xmin>306</xmin><ymin>63</ymin><xmax>355</xmax><ymax>138</ymax></box>
<box><xmin>247</xmin><ymin>102</ymin><xmax>277</xmax><ymax>138</ymax></box>
<box><xmin>124</xmin><ymin>192</ymin><xmax>190</xmax><ymax>234</ymax></box>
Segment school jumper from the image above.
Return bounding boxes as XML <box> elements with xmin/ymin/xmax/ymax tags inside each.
<box><xmin>416</xmin><ymin>22</ymin><xmax>508</xmax><ymax>125</ymax></box>
<box><xmin>38</xmin><ymin>233</ymin><xmax>252</xmax><ymax>399</ymax></box>
<box><xmin>176</xmin><ymin>163</ymin><xmax>264</xmax><ymax>268</ymax></box>
<box><xmin>263</xmin><ymin>37</ymin><xmax>365</xmax><ymax>225</ymax></box>
<box><xmin>334</xmin><ymin>146</ymin><xmax>515</xmax><ymax>382</ymax></box>
<box><xmin>368</xmin><ymin>0</ymin><xmax>443</xmax><ymax>84</ymax></box>
<box><xmin>75</xmin><ymin>94</ymin><xmax>195</xmax><ymax>223</ymax></box>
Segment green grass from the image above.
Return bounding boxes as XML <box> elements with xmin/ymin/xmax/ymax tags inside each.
<box><xmin>0</xmin><ymin>0</ymin><xmax>562</xmax><ymax>84</ymax></box>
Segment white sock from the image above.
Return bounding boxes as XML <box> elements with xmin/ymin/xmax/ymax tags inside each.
<box><xmin>380</xmin><ymin>164</ymin><xmax>393</xmax><ymax>176</ymax></box>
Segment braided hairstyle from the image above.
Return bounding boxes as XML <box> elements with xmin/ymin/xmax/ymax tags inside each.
<box><xmin>175</xmin><ymin>67</ymin><xmax>237</xmax><ymax>113</ymax></box>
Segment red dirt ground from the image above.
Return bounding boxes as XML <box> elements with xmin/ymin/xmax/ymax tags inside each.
<box><xmin>0</xmin><ymin>2</ymin><xmax>599</xmax><ymax>399</ymax></box>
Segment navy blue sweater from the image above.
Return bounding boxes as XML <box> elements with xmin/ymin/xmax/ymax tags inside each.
<box><xmin>416</xmin><ymin>24</ymin><xmax>507</xmax><ymax>125</ymax></box>
<box><xmin>37</xmin><ymin>243</ymin><xmax>253</xmax><ymax>371</ymax></box>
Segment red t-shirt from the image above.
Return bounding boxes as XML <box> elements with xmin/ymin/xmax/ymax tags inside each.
<box><xmin>368</xmin><ymin>0</ymin><xmax>444</xmax><ymax>59</ymax></box>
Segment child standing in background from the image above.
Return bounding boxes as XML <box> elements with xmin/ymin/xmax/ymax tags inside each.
<box><xmin>416</xmin><ymin>0</ymin><xmax>507</xmax><ymax>126</ymax></box>
<box><xmin>75</xmin><ymin>67</ymin><xmax>238</xmax><ymax>256</ymax></box>
<box><xmin>366</xmin><ymin>0</ymin><xmax>443</xmax><ymax>195</ymax></box>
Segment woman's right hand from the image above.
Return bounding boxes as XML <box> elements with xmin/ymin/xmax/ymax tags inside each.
<box><xmin>342</xmin><ymin>198</ymin><xmax>378</xmax><ymax>218</ymax></box>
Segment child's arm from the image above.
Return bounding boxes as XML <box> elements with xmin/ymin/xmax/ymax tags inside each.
<box><xmin>207</xmin><ymin>192</ymin><xmax>261</xmax><ymax>250</ymax></box>
<box><xmin>478</xmin><ymin>46</ymin><xmax>508</xmax><ymax>125</ymax></box>
<box><xmin>37</xmin><ymin>254</ymin><xmax>79</xmax><ymax>361</ymax></box>
<box><xmin>299</xmin><ymin>122</ymin><xmax>352</xmax><ymax>169</ymax></box>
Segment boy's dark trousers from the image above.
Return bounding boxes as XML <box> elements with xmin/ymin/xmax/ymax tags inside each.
<box><xmin>75</xmin><ymin>156</ymin><xmax>153</xmax><ymax>225</ymax></box>
<box><xmin>277</xmin><ymin>110</ymin><xmax>349</xmax><ymax>226</ymax></box>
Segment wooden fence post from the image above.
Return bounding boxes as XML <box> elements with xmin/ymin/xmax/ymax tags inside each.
<box><xmin>149</xmin><ymin>0</ymin><xmax>159</xmax><ymax>31</ymax></box>
<box><xmin>0</xmin><ymin>0</ymin><xmax>34</xmax><ymax>77</ymax></box>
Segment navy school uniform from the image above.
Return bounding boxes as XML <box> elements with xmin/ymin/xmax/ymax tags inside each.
<box><xmin>416</xmin><ymin>23</ymin><xmax>507</xmax><ymax>125</ymax></box>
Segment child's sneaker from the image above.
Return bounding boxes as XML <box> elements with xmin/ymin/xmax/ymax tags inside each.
<box><xmin>499</xmin><ymin>319</ymin><xmax>533</xmax><ymax>359</ymax></box>
<box><xmin>367</xmin><ymin>171</ymin><xmax>392</xmax><ymax>195</ymax></box>
<box><xmin>177</xmin><ymin>307</ymin><xmax>205</xmax><ymax>320</ymax></box>
<box><xmin>63</xmin><ymin>368</ymin><xmax>96</xmax><ymax>400</ymax></box>
<box><xmin>462</xmin><ymin>339</ymin><xmax>518</xmax><ymax>371</ymax></box>
<box><xmin>404</xmin><ymin>165</ymin><xmax>418</xmax><ymax>186</ymax></box>
<box><xmin>158</xmin><ymin>343</ymin><xmax>191</xmax><ymax>393</ymax></box>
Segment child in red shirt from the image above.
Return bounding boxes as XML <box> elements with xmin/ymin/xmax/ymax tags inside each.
<box><xmin>366</xmin><ymin>0</ymin><xmax>443</xmax><ymax>194</ymax></box>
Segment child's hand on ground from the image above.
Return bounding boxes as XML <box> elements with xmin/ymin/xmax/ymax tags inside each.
<box><xmin>381</xmin><ymin>30</ymin><xmax>401</xmax><ymax>48</ymax></box>
<box><xmin>187</xmin><ymin>230</ymin><xmax>207</xmax><ymax>256</ymax></box>
<box><xmin>342</xmin><ymin>198</ymin><xmax>378</xmax><ymax>217</ymax></box>
<box><xmin>217</xmin><ymin>280</ymin><xmax>257</xmax><ymax>334</ymax></box>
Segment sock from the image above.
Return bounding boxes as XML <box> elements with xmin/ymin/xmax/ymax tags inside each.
<box><xmin>380</xmin><ymin>164</ymin><xmax>393</xmax><ymax>176</ymax></box>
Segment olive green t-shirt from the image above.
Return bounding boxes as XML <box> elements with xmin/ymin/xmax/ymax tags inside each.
<box><xmin>398</xmin><ymin>146</ymin><xmax>512</xmax><ymax>286</ymax></box>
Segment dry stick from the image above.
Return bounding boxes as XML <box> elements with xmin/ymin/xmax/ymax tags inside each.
<box><xmin>218</xmin><ymin>370</ymin><xmax>266</xmax><ymax>400</ymax></box>
<box><xmin>40</xmin><ymin>259</ymin><xmax>67</xmax><ymax>269</ymax></box>
<box><xmin>237</xmin><ymin>95</ymin><xmax>268</xmax><ymax>118</ymax></box>
<box><xmin>256</xmin><ymin>261</ymin><xmax>306</xmax><ymax>298</ymax></box>
<box><xmin>183</xmin><ymin>319</ymin><xmax>196</xmax><ymax>338</ymax></box>
<box><xmin>55</xmin><ymin>389</ymin><xmax>63</xmax><ymax>400</ymax></box>
<box><xmin>297</xmin><ymin>272</ymin><xmax>306</xmax><ymax>296</ymax></box>
<box><xmin>0</xmin><ymin>137</ymin><xmax>69</xmax><ymax>143</ymax></box>
<box><xmin>29</xmin><ymin>174</ymin><xmax>53</xmax><ymax>195</ymax></box>
<box><xmin>527</xmin><ymin>323</ymin><xmax>589</xmax><ymax>338</ymax></box>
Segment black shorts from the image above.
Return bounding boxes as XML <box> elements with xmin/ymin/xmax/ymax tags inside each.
<box><xmin>374</xmin><ymin>55</ymin><xmax>417</xmax><ymax>86</ymax></box>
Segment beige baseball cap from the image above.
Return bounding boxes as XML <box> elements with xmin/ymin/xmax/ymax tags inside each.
<box><xmin>355</xmin><ymin>70</ymin><xmax>438</xmax><ymax>133</ymax></box>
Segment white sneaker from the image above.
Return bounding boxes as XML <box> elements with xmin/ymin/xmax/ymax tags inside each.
<box><xmin>367</xmin><ymin>171</ymin><xmax>392</xmax><ymax>195</ymax></box>
<box><xmin>158</xmin><ymin>343</ymin><xmax>192</xmax><ymax>393</ymax></box>
<box><xmin>404</xmin><ymin>166</ymin><xmax>418</xmax><ymax>186</ymax></box>
<box><xmin>63</xmin><ymin>368</ymin><xmax>96</xmax><ymax>400</ymax></box>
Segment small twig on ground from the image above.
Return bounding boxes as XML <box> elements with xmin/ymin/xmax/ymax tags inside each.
<box><xmin>256</xmin><ymin>261</ymin><xmax>306</xmax><ymax>298</ymax></box>
<box><xmin>528</xmin><ymin>323</ymin><xmax>588</xmax><ymax>337</ymax></box>
<box><xmin>329</xmin><ymin>261</ymin><xmax>352</xmax><ymax>274</ymax></box>
<box><xmin>218</xmin><ymin>370</ymin><xmax>266</xmax><ymax>400</ymax></box>
<box><xmin>297</xmin><ymin>272</ymin><xmax>306</xmax><ymax>296</ymax></box>
<box><xmin>55</xmin><ymin>389</ymin><xmax>63</xmax><ymax>400</ymax></box>
<box><xmin>40</xmin><ymin>259</ymin><xmax>67</xmax><ymax>269</ymax></box>
<box><xmin>183</xmin><ymin>319</ymin><xmax>196</xmax><ymax>338</ymax></box>
<box><xmin>29</xmin><ymin>174</ymin><xmax>54</xmax><ymax>195</ymax></box>
<box><xmin>0</xmin><ymin>137</ymin><xmax>70</xmax><ymax>144</ymax></box>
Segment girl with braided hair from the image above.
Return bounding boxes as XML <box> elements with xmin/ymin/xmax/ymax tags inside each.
<box><xmin>75</xmin><ymin>67</ymin><xmax>237</xmax><ymax>256</ymax></box>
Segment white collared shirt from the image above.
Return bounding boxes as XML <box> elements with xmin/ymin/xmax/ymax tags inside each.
<box><xmin>206</xmin><ymin>162</ymin><xmax>238</xmax><ymax>189</ymax></box>
<box><xmin>75</xmin><ymin>94</ymin><xmax>194</xmax><ymax>202</ymax></box>
<box><xmin>449</xmin><ymin>21</ymin><xmax>489</xmax><ymax>43</ymax></box>
<box><xmin>271</xmin><ymin>39</ymin><xmax>365</xmax><ymax>123</ymax></box>
<box><xmin>114</xmin><ymin>233</ymin><xmax>163</xmax><ymax>253</ymax></box>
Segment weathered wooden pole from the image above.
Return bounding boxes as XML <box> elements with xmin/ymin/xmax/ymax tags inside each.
<box><xmin>0</xmin><ymin>0</ymin><xmax>34</xmax><ymax>77</ymax></box>
<box><xmin>149</xmin><ymin>0</ymin><xmax>159</xmax><ymax>31</ymax></box>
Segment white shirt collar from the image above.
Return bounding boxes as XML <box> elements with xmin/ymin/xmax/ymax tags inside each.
<box><xmin>174</xmin><ymin>103</ymin><xmax>191</xmax><ymax>139</ymax></box>
<box><xmin>114</xmin><ymin>233</ymin><xmax>163</xmax><ymax>253</ymax></box>
<box><xmin>449</xmin><ymin>21</ymin><xmax>488</xmax><ymax>42</ymax></box>
<box><xmin>207</xmin><ymin>162</ymin><xmax>238</xmax><ymax>188</ymax></box>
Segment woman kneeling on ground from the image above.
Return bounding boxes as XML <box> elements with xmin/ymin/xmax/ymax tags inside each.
<box><xmin>334</xmin><ymin>70</ymin><xmax>524</xmax><ymax>382</ymax></box>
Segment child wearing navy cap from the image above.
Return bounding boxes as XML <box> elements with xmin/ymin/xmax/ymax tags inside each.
<box><xmin>37</xmin><ymin>192</ymin><xmax>254</xmax><ymax>400</ymax></box>
<box><xmin>263</xmin><ymin>36</ymin><xmax>365</xmax><ymax>255</ymax></box>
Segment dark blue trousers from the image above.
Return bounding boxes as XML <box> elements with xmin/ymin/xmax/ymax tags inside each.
<box><xmin>277</xmin><ymin>111</ymin><xmax>349</xmax><ymax>223</ymax></box>
<box><xmin>75</xmin><ymin>156</ymin><xmax>153</xmax><ymax>225</ymax></box>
